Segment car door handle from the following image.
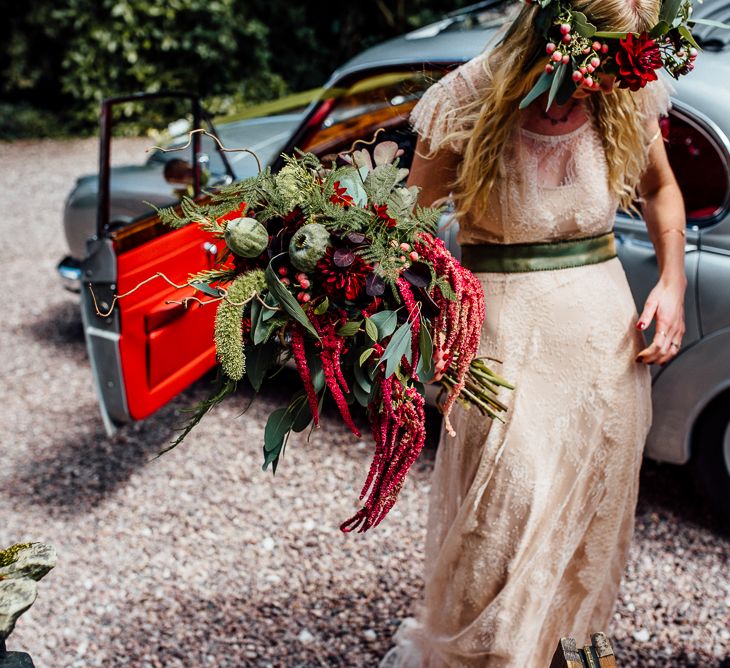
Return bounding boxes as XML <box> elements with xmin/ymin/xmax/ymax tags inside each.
<box><xmin>145</xmin><ymin>301</ymin><xmax>189</xmax><ymax>333</ymax></box>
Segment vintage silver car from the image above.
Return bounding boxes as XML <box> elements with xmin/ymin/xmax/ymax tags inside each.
<box><xmin>71</xmin><ymin>0</ymin><xmax>730</xmax><ymax>516</ymax></box>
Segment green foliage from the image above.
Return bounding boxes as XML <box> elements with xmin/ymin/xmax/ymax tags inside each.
<box><xmin>214</xmin><ymin>270</ymin><xmax>267</xmax><ymax>381</ymax></box>
<box><xmin>0</xmin><ymin>0</ymin><xmax>475</xmax><ymax>137</ymax></box>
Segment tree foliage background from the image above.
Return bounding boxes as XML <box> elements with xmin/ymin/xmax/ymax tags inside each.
<box><xmin>0</xmin><ymin>0</ymin><xmax>475</xmax><ymax>138</ymax></box>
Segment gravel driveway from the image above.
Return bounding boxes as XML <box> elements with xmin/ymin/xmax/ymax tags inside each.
<box><xmin>1</xmin><ymin>138</ymin><xmax>728</xmax><ymax>667</ymax></box>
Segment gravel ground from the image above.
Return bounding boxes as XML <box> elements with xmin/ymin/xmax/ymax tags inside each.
<box><xmin>1</xmin><ymin>138</ymin><xmax>728</xmax><ymax>667</ymax></box>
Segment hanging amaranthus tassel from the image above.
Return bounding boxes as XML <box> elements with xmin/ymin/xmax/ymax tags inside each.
<box><xmin>340</xmin><ymin>345</ymin><xmax>427</xmax><ymax>533</ymax></box>
<box><xmin>289</xmin><ymin>324</ymin><xmax>320</xmax><ymax>428</ymax></box>
<box><xmin>311</xmin><ymin>314</ymin><xmax>361</xmax><ymax>438</ymax></box>
<box><xmin>415</xmin><ymin>233</ymin><xmax>485</xmax><ymax>435</ymax></box>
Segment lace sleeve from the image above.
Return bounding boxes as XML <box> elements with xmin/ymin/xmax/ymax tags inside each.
<box><xmin>409</xmin><ymin>52</ymin><xmax>490</xmax><ymax>154</ymax></box>
<box><xmin>635</xmin><ymin>76</ymin><xmax>674</xmax><ymax>143</ymax></box>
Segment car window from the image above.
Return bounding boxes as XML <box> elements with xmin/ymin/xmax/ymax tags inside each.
<box><xmin>297</xmin><ymin>68</ymin><xmax>450</xmax><ymax>168</ymax></box>
<box><xmin>661</xmin><ymin>109</ymin><xmax>730</xmax><ymax>225</ymax></box>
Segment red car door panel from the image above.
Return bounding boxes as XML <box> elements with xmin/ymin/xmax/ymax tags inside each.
<box><xmin>115</xmin><ymin>223</ymin><xmax>218</xmax><ymax>420</ymax></box>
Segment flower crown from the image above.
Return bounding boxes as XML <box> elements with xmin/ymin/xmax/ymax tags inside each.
<box><xmin>518</xmin><ymin>0</ymin><xmax>728</xmax><ymax>109</ymax></box>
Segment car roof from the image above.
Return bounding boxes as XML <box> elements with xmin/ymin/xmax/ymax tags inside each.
<box><xmin>328</xmin><ymin>0</ymin><xmax>730</xmax><ymax>138</ymax></box>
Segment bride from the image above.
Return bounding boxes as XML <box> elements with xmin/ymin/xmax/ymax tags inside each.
<box><xmin>380</xmin><ymin>0</ymin><xmax>688</xmax><ymax>664</ymax></box>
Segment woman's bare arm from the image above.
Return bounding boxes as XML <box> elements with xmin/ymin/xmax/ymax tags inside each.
<box><xmin>634</xmin><ymin>124</ymin><xmax>687</xmax><ymax>365</ymax></box>
<box><xmin>406</xmin><ymin>135</ymin><xmax>461</xmax><ymax>207</ymax></box>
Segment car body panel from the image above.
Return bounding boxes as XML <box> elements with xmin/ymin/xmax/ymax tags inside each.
<box><xmin>63</xmin><ymin>113</ymin><xmax>303</xmax><ymax>264</ymax></box>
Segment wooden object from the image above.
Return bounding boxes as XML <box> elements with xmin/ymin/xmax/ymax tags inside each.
<box><xmin>549</xmin><ymin>632</ymin><xmax>618</xmax><ymax>668</ymax></box>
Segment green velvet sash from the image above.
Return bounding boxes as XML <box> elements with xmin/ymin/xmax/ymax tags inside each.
<box><xmin>460</xmin><ymin>232</ymin><xmax>617</xmax><ymax>273</ymax></box>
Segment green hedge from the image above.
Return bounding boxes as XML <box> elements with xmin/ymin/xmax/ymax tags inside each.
<box><xmin>0</xmin><ymin>0</ymin><xmax>474</xmax><ymax>138</ymax></box>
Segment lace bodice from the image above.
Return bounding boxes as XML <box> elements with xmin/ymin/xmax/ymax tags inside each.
<box><xmin>409</xmin><ymin>52</ymin><xmax>673</xmax><ymax>245</ymax></box>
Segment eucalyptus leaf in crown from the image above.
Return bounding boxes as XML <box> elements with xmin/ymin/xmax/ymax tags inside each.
<box><xmin>152</xmin><ymin>140</ymin><xmax>513</xmax><ymax>533</ymax></box>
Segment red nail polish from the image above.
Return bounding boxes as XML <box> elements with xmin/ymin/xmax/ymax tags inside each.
<box><xmin>636</xmin><ymin>322</ymin><xmax>644</xmax><ymax>330</ymax></box>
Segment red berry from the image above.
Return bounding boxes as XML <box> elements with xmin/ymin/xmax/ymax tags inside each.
<box><xmin>592</xmin><ymin>41</ymin><xmax>601</xmax><ymax>51</ymax></box>
<box><xmin>562</xmin><ymin>34</ymin><xmax>571</xmax><ymax>43</ymax></box>
<box><xmin>546</xmin><ymin>42</ymin><xmax>557</xmax><ymax>54</ymax></box>
<box><xmin>545</xmin><ymin>63</ymin><xmax>555</xmax><ymax>73</ymax></box>
<box><xmin>297</xmin><ymin>291</ymin><xmax>311</xmax><ymax>303</ymax></box>
<box><xmin>299</xmin><ymin>278</ymin><xmax>311</xmax><ymax>289</ymax></box>
<box><xmin>560</xmin><ymin>23</ymin><xmax>571</xmax><ymax>34</ymax></box>
<box><xmin>399</xmin><ymin>242</ymin><xmax>411</xmax><ymax>252</ymax></box>
<box><xmin>601</xmin><ymin>43</ymin><xmax>609</xmax><ymax>54</ymax></box>
<box><xmin>562</xmin><ymin>54</ymin><xmax>570</xmax><ymax>64</ymax></box>
<box><xmin>551</xmin><ymin>51</ymin><xmax>563</xmax><ymax>62</ymax></box>
<box><xmin>579</xmin><ymin>66</ymin><xmax>588</xmax><ymax>74</ymax></box>
<box><xmin>582</xmin><ymin>47</ymin><xmax>591</xmax><ymax>55</ymax></box>
<box><xmin>689</xmin><ymin>47</ymin><xmax>698</xmax><ymax>57</ymax></box>
<box><xmin>590</xmin><ymin>57</ymin><xmax>600</xmax><ymax>68</ymax></box>
<box><xmin>572</xmin><ymin>70</ymin><xmax>584</xmax><ymax>82</ymax></box>
<box><xmin>278</xmin><ymin>266</ymin><xmax>288</xmax><ymax>276</ymax></box>
<box><xmin>584</xmin><ymin>76</ymin><xmax>594</xmax><ymax>87</ymax></box>
<box><xmin>586</xmin><ymin>64</ymin><xmax>595</xmax><ymax>73</ymax></box>
<box><xmin>409</xmin><ymin>251</ymin><xmax>419</xmax><ymax>261</ymax></box>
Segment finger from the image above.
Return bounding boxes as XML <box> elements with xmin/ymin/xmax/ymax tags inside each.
<box><xmin>636</xmin><ymin>340</ymin><xmax>661</xmax><ymax>364</ymax></box>
<box><xmin>636</xmin><ymin>299</ymin><xmax>658</xmax><ymax>331</ymax></box>
<box><xmin>657</xmin><ymin>324</ymin><xmax>674</xmax><ymax>357</ymax></box>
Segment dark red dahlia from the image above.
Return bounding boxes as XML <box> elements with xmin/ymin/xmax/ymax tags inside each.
<box><xmin>316</xmin><ymin>247</ymin><xmax>371</xmax><ymax>301</ymax></box>
<box><xmin>614</xmin><ymin>32</ymin><xmax>663</xmax><ymax>91</ymax></box>
<box><xmin>330</xmin><ymin>181</ymin><xmax>355</xmax><ymax>207</ymax></box>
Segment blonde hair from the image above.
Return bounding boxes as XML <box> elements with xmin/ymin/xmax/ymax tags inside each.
<box><xmin>444</xmin><ymin>0</ymin><xmax>662</xmax><ymax>218</ymax></box>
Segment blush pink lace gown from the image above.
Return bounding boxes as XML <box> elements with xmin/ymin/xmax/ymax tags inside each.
<box><xmin>379</xmin><ymin>53</ymin><xmax>671</xmax><ymax>668</ymax></box>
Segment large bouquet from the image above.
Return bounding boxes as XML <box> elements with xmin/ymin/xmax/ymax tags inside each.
<box><xmin>148</xmin><ymin>140</ymin><xmax>512</xmax><ymax>532</ymax></box>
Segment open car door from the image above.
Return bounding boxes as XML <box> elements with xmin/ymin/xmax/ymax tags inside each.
<box><xmin>82</xmin><ymin>68</ymin><xmax>449</xmax><ymax>434</ymax></box>
<box><xmin>81</xmin><ymin>91</ymin><xmax>235</xmax><ymax>434</ymax></box>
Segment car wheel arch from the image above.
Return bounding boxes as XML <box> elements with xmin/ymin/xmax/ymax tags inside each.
<box><xmin>646</xmin><ymin>326</ymin><xmax>730</xmax><ymax>465</ymax></box>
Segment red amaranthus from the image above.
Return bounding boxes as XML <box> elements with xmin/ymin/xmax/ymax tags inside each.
<box><xmin>415</xmin><ymin>233</ymin><xmax>485</xmax><ymax>435</ymax></box>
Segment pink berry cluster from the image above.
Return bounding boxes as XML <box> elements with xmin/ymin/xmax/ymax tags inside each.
<box><xmin>662</xmin><ymin>35</ymin><xmax>698</xmax><ymax>77</ymax></box>
<box><xmin>544</xmin><ymin>19</ymin><xmax>610</xmax><ymax>90</ymax></box>
<box><xmin>278</xmin><ymin>265</ymin><xmax>312</xmax><ymax>303</ymax></box>
<box><xmin>389</xmin><ymin>239</ymin><xmax>420</xmax><ymax>267</ymax></box>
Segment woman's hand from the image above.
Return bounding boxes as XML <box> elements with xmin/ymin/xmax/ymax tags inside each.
<box><xmin>635</xmin><ymin>276</ymin><xmax>686</xmax><ymax>365</ymax></box>
<box><xmin>635</xmin><ymin>122</ymin><xmax>688</xmax><ymax>366</ymax></box>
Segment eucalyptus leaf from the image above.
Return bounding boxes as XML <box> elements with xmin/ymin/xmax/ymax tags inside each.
<box><xmin>352</xmin><ymin>381</ymin><xmax>370</xmax><ymax>408</ymax></box>
<box><xmin>556</xmin><ymin>63</ymin><xmax>578</xmax><ymax>106</ymax></box>
<box><xmin>261</xmin><ymin>293</ymin><xmax>279</xmax><ymax>321</ymax></box>
<box><xmin>678</xmin><ymin>24</ymin><xmax>701</xmax><ymax>50</ymax></box>
<box><xmin>245</xmin><ymin>340</ymin><xmax>278</xmax><ymax>391</ymax></box>
<box><xmin>547</xmin><ymin>63</ymin><xmax>567</xmax><ymax>111</ymax></box>
<box><xmin>359</xmin><ymin>347</ymin><xmax>375</xmax><ymax>366</ymax></box>
<box><xmin>519</xmin><ymin>71</ymin><xmax>553</xmax><ymax>110</ymax></box>
<box><xmin>572</xmin><ymin>10</ymin><xmax>597</xmax><ymax>37</ymax></box>
<box><xmin>689</xmin><ymin>17</ymin><xmax>730</xmax><ymax>29</ymax></box>
<box><xmin>660</xmin><ymin>0</ymin><xmax>683</xmax><ymax>27</ymax></box>
<box><xmin>337</xmin><ymin>320</ymin><xmax>362</xmax><ymax>337</ymax></box>
<box><xmin>416</xmin><ymin>324</ymin><xmax>433</xmax><ymax>377</ymax></box>
<box><xmin>265</xmin><ymin>264</ymin><xmax>319</xmax><ymax>340</ymax></box>
<box><xmin>650</xmin><ymin>20</ymin><xmax>671</xmax><ymax>37</ymax></box>
<box><xmin>305</xmin><ymin>347</ymin><xmax>325</xmax><ymax>394</ymax></box>
<box><xmin>368</xmin><ymin>310</ymin><xmax>398</xmax><ymax>339</ymax></box>
<box><xmin>338</xmin><ymin>175</ymin><xmax>368</xmax><ymax>206</ymax></box>
<box><xmin>364</xmin><ymin>317</ymin><xmax>378</xmax><ymax>341</ymax></box>
<box><xmin>263</xmin><ymin>407</ymin><xmax>294</xmax><ymax>454</ymax></box>
<box><xmin>353</xmin><ymin>360</ymin><xmax>372</xmax><ymax>394</ymax></box>
<box><xmin>191</xmin><ymin>280</ymin><xmax>223</xmax><ymax>298</ymax></box>
<box><xmin>290</xmin><ymin>395</ymin><xmax>313</xmax><ymax>433</ymax></box>
<box><xmin>314</xmin><ymin>297</ymin><xmax>329</xmax><ymax>315</ymax></box>
<box><xmin>378</xmin><ymin>321</ymin><xmax>412</xmax><ymax>378</ymax></box>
